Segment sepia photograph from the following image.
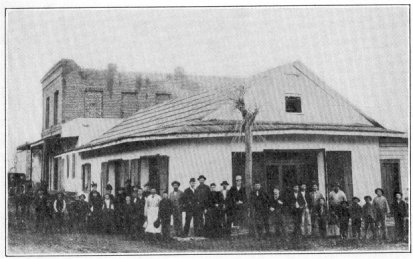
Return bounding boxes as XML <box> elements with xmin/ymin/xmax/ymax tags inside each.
<box><xmin>4</xmin><ymin>3</ymin><xmax>411</xmax><ymax>256</ymax></box>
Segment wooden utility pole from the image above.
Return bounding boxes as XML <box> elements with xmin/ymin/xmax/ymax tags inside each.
<box><xmin>233</xmin><ymin>85</ymin><xmax>259</xmax><ymax>236</ymax></box>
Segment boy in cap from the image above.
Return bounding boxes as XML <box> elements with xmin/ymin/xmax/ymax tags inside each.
<box><xmin>349</xmin><ymin>196</ymin><xmax>362</xmax><ymax>239</ymax></box>
<box><xmin>194</xmin><ymin>175</ymin><xmax>210</xmax><ymax>236</ymax></box>
<box><xmin>373</xmin><ymin>188</ymin><xmax>390</xmax><ymax>240</ymax></box>
<box><xmin>53</xmin><ymin>192</ymin><xmax>66</xmax><ymax>233</ymax></box>
<box><xmin>313</xmin><ymin>197</ymin><xmax>328</xmax><ymax>238</ymax></box>
<box><xmin>158</xmin><ymin>191</ymin><xmax>174</xmax><ymax>240</ymax></box>
<box><xmin>169</xmin><ymin>181</ymin><xmax>183</xmax><ymax>237</ymax></box>
<box><xmin>182</xmin><ymin>178</ymin><xmax>197</xmax><ymax>237</ymax></box>
<box><xmin>287</xmin><ymin>183</ymin><xmax>306</xmax><ymax>238</ymax></box>
<box><xmin>362</xmin><ymin>195</ymin><xmax>377</xmax><ymax>240</ymax></box>
<box><xmin>392</xmin><ymin>191</ymin><xmax>408</xmax><ymax>242</ymax></box>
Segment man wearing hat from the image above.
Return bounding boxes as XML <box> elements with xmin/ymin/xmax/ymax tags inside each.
<box><xmin>373</xmin><ymin>187</ymin><xmax>390</xmax><ymax>240</ymax></box>
<box><xmin>182</xmin><ymin>178</ymin><xmax>197</xmax><ymax>237</ymax></box>
<box><xmin>286</xmin><ymin>183</ymin><xmax>306</xmax><ymax>238</ymax></box>
<box><xmin>114</xmin><ymin>187</ymin><xmax>126</xmax><ymax>233</ymax></box>
<box><xmin>220</xmin><ymin>180</ymin><xmax>232</xmax><ymax>236</ymax></box>
<box><xmin>88</xmin><ymin>182</ymin><xmax>101</xmax><ymax>203</ymax></box>
<box><xmin>362</xmin><ymin>195</ymin><xmax>377</xmax><ymax>240</ymax></box>
<box><xmin>194</xmin><ymin>175</ymin><xmax>210</xmax><ymax>236</ymax></box>
<box><xmin>169</xmin><ymin>181</ymin><xmax>184</xmax><ymax>236</ymax></box>
<box><xmin>53</xmin><ymin>192</ymin><xmax>66</xmax><ymax>233</ymax></box>
<box><xmin>228</xmin><ymin>175</ymin><xmax>247</xmax><ymax>230</ymax></box>
<box><xmin>349</xmin><ymin>196</ymin><xmax>362</xmax><ymax>239</ymax></box>
<box><xmin>250</xmin><ymin>181</ymin><xmax>270</xmax><ymax>238</ymax></box>
<box><xmin>205</xmin><ymin>183</ymin><xmax>224</xmax><ymax>238</ymax></box>
<box><xmin>392</xmin><ymin>191</ymin><xmax>408</xmax><ymax>242</ymax></box>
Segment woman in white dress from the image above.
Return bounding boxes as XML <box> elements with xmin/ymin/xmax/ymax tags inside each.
<box><xmin>144</xmin><ymin>188</ymin><xmax>162</xmax><ymax>235</ymax></box>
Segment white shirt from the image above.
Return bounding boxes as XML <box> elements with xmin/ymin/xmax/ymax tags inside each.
<box><xmin>301</xmin><ymin>191</ymin><xmax>307</xmax><ymax>206</ymax></box>
<box><xmin>294</xmin><ymin>192</ymin><xmax>299</xmax><ymax>208</ymax></box>
<box><xmin>222</xmin><ymin>190</ymin><xmax>228</xmax><ymax>199</ymax></box>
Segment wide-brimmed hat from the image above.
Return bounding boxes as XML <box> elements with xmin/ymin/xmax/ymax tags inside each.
<box><xmin>210</xmin><ymin>183</ymin><xmax>216</xmax><ymax>187</ymax></box>
<box><xmin>189</xmin><ymin>178</ymin><xmax>196</xmax><ymax>183</ymax></box>
<box><xmin>198</xmin><ymin>175</ymin><xmax>206</xmax><ymax>181</ymax></box>
<box><xmin>106</xmin><ymin>184</ymin><xmax>113</xmax><ymax>191</ymax></box>
<box><xmin>91</xmin><ymin>182</ymin><xmax>97</xmax><ymax>187</ymax></box>
<box><xmin>221</xmin><ymin>181</ymin><xmax>229</xmax><ymax>186</ymax></box>
<box><xmin>171</xmin><ymin>181</ymin><xmax>181</xmax><ymax>187</ymax></box>
<box><xmin>375</xmin><ymin>188</ymin><xmax>384</xmax><ymax>195</ymax></box>
<box><xmin>364</xmin><ymin>195</ymin><xmax>372</xmax><ymax>201</ymax></box>
<box><xmin>352</xmin><ymin>197</ymin><xmax>360</xmax><ymax>202</ymax></box>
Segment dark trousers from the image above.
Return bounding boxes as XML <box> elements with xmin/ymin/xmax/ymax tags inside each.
<box><xmin>318</xmin><ymin>217</ymin><xmax>327</xmax><ymax>238</ymax></box>
<box><xmin>339</xmin><ymin>219</ymin><xmax>349</xmax><ymax>238</ymax></box>
<box><xmin>364</xmin><ymin>216</ymin><xmax>377</xmax><ymax>239</ymax></box>
<box><xmin>161</xmin><ymin>219</ymin><xmax>171</xmax><ymax>239</ymax></box>
<box><xmin>35</xmin><ymin>212</ymin><xmax>47</xmax><ymax>232</ymax></box>
<box><xmin>351</xmin><ymin>218</ymin><xmax>361</xmax><ymax>238</ymax></box>
<box><xmin>134</xmin><ymin>215</ymin><xmax>145</xmax><ymax>238</ymax></box>
<box><xmin>394</xmin><ymin>216</ymin><xmax>405</xmax><ymax>241</ymax></box>
<box><xmin>172</xmin><ymin>207</ymin><xmax>182</xmax><ymax>236</ymax></box>
<box><xmin>292</xmin><ymin>208</ymin><xmax>303</xmax><ymax>237</ymax></box>
<box><xmin>375</xmin><ymin>212</ymin><xmax>387</xmax><ymax>239</ymax></box>
<box><xmin>222</xmin><ymin>209</ymin><xmax>232</xmax><ymax>236</ymax></box>
<box><xmin>54</xmin><ymin>212</ymin><xmax>65</xmax><ymax>232</ymax></box>
<box><xmin>270</xmin><ymin>213</ymin><xmax>286</xmax><ymax>238</ymax></box>
<box><xmin>183</xmin><ymin>211</ymin><xmax>194</xmax><ymax>236</ymax></box>
<box><xmin>193</xmin><ymin>206</ymin><xmax>205</xmax><ymax>236</ymax></box>
<box><xmin>254</xmin><ymin>211</ymin><xmax>269</xmax><ymax>237</ymax></box>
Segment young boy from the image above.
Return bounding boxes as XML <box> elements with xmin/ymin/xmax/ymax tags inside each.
<box><xmin>102</xmin><ymin>193</ymin><xmax>115</xmax><ymax>234</ymax></box>
<box><xmin>373</xmin><ymin>188</ymin><xmax>390</xmax><ymax>240</ymax></box>
<box><xmin>314</xmin><ymin>197</ymin><xmax>328</xmax><ymax>238</ymax></box>
<box><xmin>349</xmin><ymin>197</ymin><xmax>362</xmax><ymax>239</ymax></box>
<box><xmin>338</xmin><ymin>200</ymin><xmax>350</xmax><ymax>239</ymax></box>
<box><xmin>362</xmin><ymin>195</ymin><xmax>377</xmax><ymax>240</ymax></box>
<box><xmin>53</xmin><ymin>192</ymin><xmax>66</xmax><ymax>233</ymax></box>
<box><xmin>392</xmin><ymin>192</ymin><xmax>408</xmax><ymax>242</ymax></box>
<box><xmin>158</xmin><ymin>191</ymin><xmax>174</xmax><ymax>240</ymax></box>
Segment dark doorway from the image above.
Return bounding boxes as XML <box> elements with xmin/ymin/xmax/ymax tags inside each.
<box><xmin>53</xmin><ymin>158</ymin><xmax>59</xmax><ymax>191</ymax></box>
<box><xmin>380</xmin><ymin>159</ymin><xmax>400</xmax><ymax>204</ymax></box>
<box><xmin>326</xmin><ymin>151</ymin><xmax>353</xmax><ymax>198</ymax></box>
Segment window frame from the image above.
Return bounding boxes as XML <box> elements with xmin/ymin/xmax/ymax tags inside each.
<box><xmin>82</xmin><ymin>163</ymin><xmax>91</xmax><ymax>192</ymax></box>
<box><xmin>285</xmin><ymin>95</ymin><xmax>302</xmax><ymax>113</ymax></box>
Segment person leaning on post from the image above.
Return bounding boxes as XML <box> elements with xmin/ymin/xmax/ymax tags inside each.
<box><xmin>169</xmin><ymin>180</ymin><xmax>184</xmax><ymax>237</ymax></box>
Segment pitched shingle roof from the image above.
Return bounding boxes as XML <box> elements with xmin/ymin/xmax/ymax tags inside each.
<box><xmin>80</xmin><ymin>61</ymin><xmax>404</xmax><ymax>151</ymax></box>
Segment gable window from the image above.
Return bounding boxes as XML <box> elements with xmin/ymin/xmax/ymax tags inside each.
<box><xmin>45</xmin><ymin>97</ymin><xmax>50</xmax><ymax>128</ymax></box>
<box><xmin>53</xmin><ymin>91</ymin><xmax>59</xmax><ymax>125</ymax></box>
<box><xmin>82</xmin><ymin>163</ymin><xmax>91</xmax><ymax>192</ymax></box>
<box><xmin>155</xmin><ymin>93</ymin><xmax>171</xmax><ymax>104</ymax></box>
<box><xmin>285</xmin><ymin>96</ymin><xmax>302</xmax><ymax>113</ymax></box>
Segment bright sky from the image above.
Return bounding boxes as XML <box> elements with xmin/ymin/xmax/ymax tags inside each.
<box><xmin>6</xmin><ymin>6</ymin><xmax>409</xmax><ymax>168</ymax></box>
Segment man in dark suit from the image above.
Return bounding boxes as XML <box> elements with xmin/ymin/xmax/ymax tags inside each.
<box><xmin>228</xmin><ymin>175</ymin><xmax>247</xmax><ymax>229</ymax></box>
<box><xmin>287</xmin><ymin>183</ymin><xmax>306</xmax><ymax>238</ymax></box>
<box><xmin>392</xmin><ymin>191</ymin><xmax>408</xmax><ymax>242</ymax></box>
<box><xmin>220</xmin><ymin>181</ymin><xmax>232</xmax><ymax>236</ymax></box>
<box><xmin>300</xmin><ymin>183</ymin><xmax>313</xmax><ymax>236</ymax></box>
<box><xmin>182</xmin><ymin>178</ymin><xmax>196</xmax><ymax>237</ymax></box>
<box><xmin>194</xmin><ymin>175</ymin><xmax>210</xmax><ymax>236</ymax></box>
<box><xmin>158</xmin><ymin>191</ymin><xmax>174</xmax><ymax>240</ymax></box>
<box><xmin>268</xmin><ymin>188</ymin><xmax>286</xmax><ymax>238</ymax></box>
<box><xmin>133</xmin><ymin>188</ymin><xmax>146</xmax><ymax>239</ymax></box>
<box><xmin>250</xmin><ymin>182</ymin><xmax>270</xmax><ymax>238</ymax></box>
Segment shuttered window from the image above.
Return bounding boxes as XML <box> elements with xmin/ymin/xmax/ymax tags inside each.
<box><xmin>45</xmin><ymin>97</ymin><xmax>50</xmax><ymax>128</ymax></box>
<box><xmin>82</xmin><ymin>163</ymin><xmax>91</xmax><ymax>192</ymax></box>
<box><xmin>66</xmin><ymin>155</ymin><xmax>70</xmax><ymax>178</ymax></box>
<box><xmin>72</xmin><ymin>154</ymin><xmax>76</xmax><ymax>178</ymax></box>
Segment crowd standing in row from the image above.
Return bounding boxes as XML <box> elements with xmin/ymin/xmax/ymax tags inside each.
<box><xmin>21</xmin><ymin>175</ymin><xmax>409</xmax><ymax>242</ymax></box>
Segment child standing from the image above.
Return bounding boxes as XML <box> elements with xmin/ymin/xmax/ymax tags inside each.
<box><xmin>349</xmin><ymin>197</ymin><xmax>362</xmax><ymax>239</ymax></box>
<box><xmin>362</xmin><ymin>195</ymin><xmax>377</xmax><ymax>240</ymax></box>
<box><xmin>338</xmin><ymin>200</ymin><xmax>350</xmax><ymax>239</ymax></box>
<box><xmin>314</xmin><ymin>197</ymin><xmax>328</xmax><ymax>238</ymax></box>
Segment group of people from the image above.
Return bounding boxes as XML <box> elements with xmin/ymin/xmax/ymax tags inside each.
<box><xmin>27</xmin><ymin>175</ymin><xmax>409</xmax><ymax>242</ymax></box>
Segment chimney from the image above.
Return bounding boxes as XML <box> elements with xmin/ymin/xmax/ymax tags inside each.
<box><xmin>106</xmin><ymin>63</ymin><xmax>117</xmax><ymax>98</ymax></box>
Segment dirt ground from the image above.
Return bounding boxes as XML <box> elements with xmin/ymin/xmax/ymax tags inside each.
<box><xmin>7</xmin><ymin>224</ymin><xmax>409</xmax><ymax>255</ymax></box>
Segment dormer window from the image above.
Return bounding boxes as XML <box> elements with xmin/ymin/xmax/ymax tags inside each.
<box><xmin>285</xmin><ymin>96</ymin><xmax>302</xmax><ymax>113</ymax></box>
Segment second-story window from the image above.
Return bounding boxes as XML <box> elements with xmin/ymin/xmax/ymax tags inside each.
<box><xmin>45</xmin><ymin>97</ymin><xmax>50</xmax><ymax>128</ymax></box>
<box><xmin>155</xmin><ymin>93</ymin><xmax>171</xmax><ymax>104</ymax></box>
<box><xmin>54</xmin><ymin>91</ymin><xmax>59</xmax><ymax>125</ymax></box>
<box><xmin>285</xmin><ymin>96</ymin><xmax>302</xmax><ymax>113</ymax></box>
